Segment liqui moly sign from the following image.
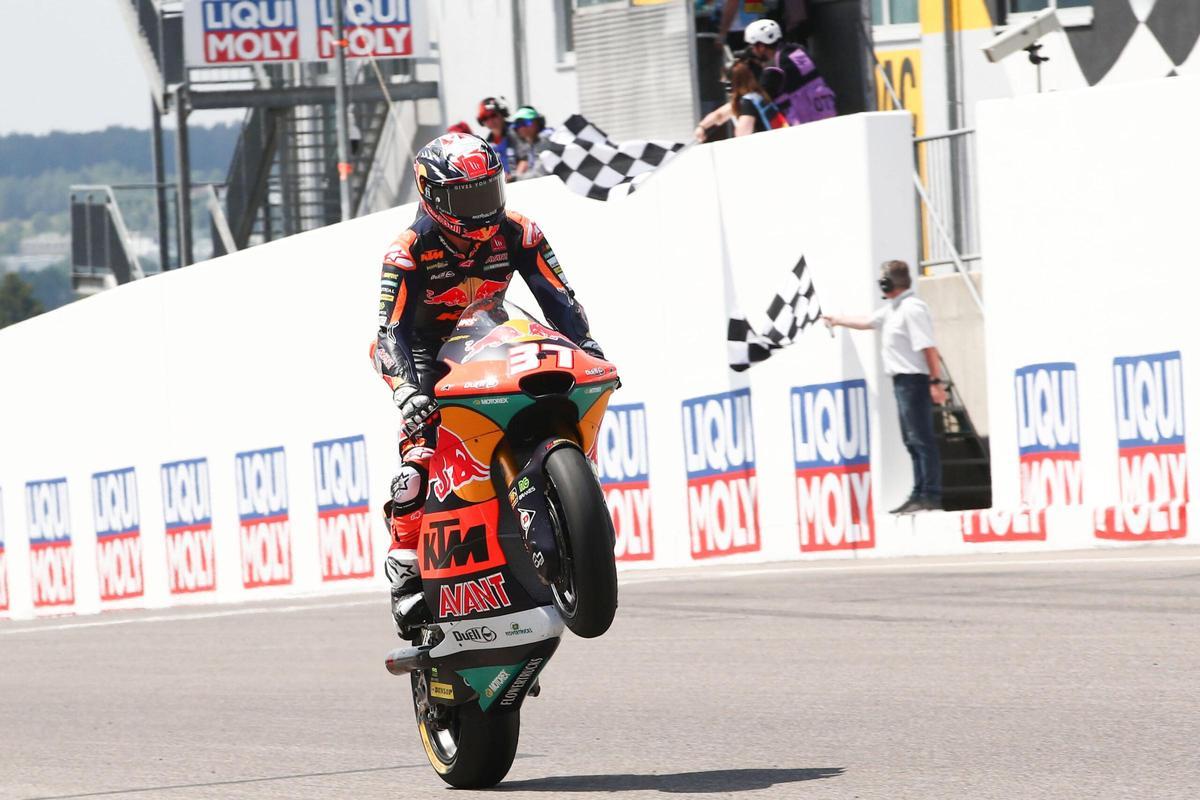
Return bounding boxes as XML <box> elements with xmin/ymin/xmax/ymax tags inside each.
<box><xmin>682</xmin><ymin>388</ymin><xmax>760</xmax><ymax>559</ymax></box>
<box><xmin>161</xmin><ymin>458</ymin><xmax>217</xmax><ymax>594</ymax></box>
<box><xmin>316</xmin><ymin>0</ymin><xmax>415</xmax><ymax>58</ymax></box>
<box><xmin>183</xmin><ymin>0</ymin><xmax>427</xmax><ymax>65</ymax></box>
<box><xmin>92</xmin><ymin>467</ymin><xmax>145</xmax><ymax>602</ymax></box>
<box><xmin>791</xmin><ymin>380</ymin><xmax>874</xmax><ymax>552</ymax></box>
<box><xmin>1015</xmin><ymin>362</ymin><xmax>1083</xmax><ymax>506</ymax></box>
<box><xmin>236</xmin><ymin>447</ymin><xmax>293</xmax><ymax>588</ymax></box>
<box><xmin>26</xmin><ymin>478</ymin><xmax>74</xmax><ymax>608</ymax></box>
<box><xmin>596</xmin><ymin>403</ymin><xmax>654</xmax><ymax>561</ymax></box>
<box><xmin>313</xmin><ymin>435</ymin><xmax>374</xmax><ymax>581</ymax></box>
<box><xmin>1096</xmin><ymin>351</ymin><xmax>1188</xmax><ymax>540</ymax></box>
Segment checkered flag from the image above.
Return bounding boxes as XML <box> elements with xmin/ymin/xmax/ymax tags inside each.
<box><xmin>728</xmin><ymin>255</ymin><xmax>823</xmax><ymax>372</ymax></box>
<box><xmin>539</xmin><ymin>115</ymin><xmax>687</xmax><ymax>201</ymax></box>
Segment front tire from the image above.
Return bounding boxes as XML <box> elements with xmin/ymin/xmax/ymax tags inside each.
<box><xmin>413</xmin><ymin>674</ymin><xmax>520</xmax><ymax>788</ymax></box>
<box><xmin>544</xmin><ymin>445</ymin><xmax>618</xmax><ymax>638</ymax></box>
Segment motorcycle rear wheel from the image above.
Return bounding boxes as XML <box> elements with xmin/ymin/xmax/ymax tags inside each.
<box><xmin>544</xmin><ymin>445</ymin><xmax>619</xmax><ymax>638</ymax></box>
<box><xmin>413</xmin><ymin>674</ymin><xmax>521</xmax><ymax>788</ymax></box>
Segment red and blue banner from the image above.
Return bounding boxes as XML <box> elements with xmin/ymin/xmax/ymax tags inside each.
<box><xmin>313</xmin><ymin>435</ymin><xmax>374</xmax><ymax>581</ymax></box>
<box><xmin>682</xmin><ymin>388</ymin><xmax>760</xmax><ymax>559</ymax></box>
<box><xmin>791</xmin><ymin>380</ymin><xmax>874</xmax><ymax>552</ymax></box>
<box><xmin>1015</xmin><ymin>362</ymin><xmax>1083</xmax><ymax>507</ymax></box>
<box><xmin>26</xmin><ymin>478</ymin><xmax>74</xmax><ymax>608</ymax></box>
<box><xmin>161</xmin><ymin>458</ymin><xmax>217</xmax><ymax>594</ymax></box>
<box><xmin>236</xmin><ymin>446</ymin><xmax>293</xmax><ymax>588</ymax></box>
<box><xmin>596</xmin><ymin>403</ymin><xmax>654</xmax><ymax>561</ymax></box>
<box><xmin>92</xmin><ymin>467</ymin><xmax>145</xmax><ymax>601</ymax></box>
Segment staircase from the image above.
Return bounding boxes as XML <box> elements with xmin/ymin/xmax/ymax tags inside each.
<box><xmin>934</xmin><ymin>360</ymin><xmax>992</xmax><ymax>510</ymax></box>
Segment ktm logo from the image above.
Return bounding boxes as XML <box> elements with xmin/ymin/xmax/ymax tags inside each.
<box><xmin>419</xmin><ymin>500</ymin><xmax>505</xmax><ymax>579</ymax></box>
<box><xmin>423</xmin><ymin>520</ymin><xmax>488</xmax><ymax>573</ymax></box>
<box><xmin>420</xmin><ymin>250</ymin><xmax>445</xmax><ymax>262</ymax></box>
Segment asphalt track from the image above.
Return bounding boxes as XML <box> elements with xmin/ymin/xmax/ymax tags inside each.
<box><xmin>3</xmin><ymin>548</ymin><xmax>1200</xmax><ymax>800</ymax></box>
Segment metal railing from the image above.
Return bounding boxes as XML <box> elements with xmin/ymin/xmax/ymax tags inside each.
<box><xmin>69</xmin><ymin>186</ymin><xmax>148</xmax><ymax>293</ymax></box>
<box><xmin>915</xmin><ymin>128</ymin><xmax>981</xmax><ymax>274</ymax></box>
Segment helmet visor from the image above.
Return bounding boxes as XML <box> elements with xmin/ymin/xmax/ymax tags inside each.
<box><xmin>427</xmin><ymin>173</ymin><xmax>506</xmax><ymax>220</ymax></box>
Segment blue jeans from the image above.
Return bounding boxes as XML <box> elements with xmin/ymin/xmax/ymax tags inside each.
<box><xmin>892</xmin><ymin>373</ymin><xmax>942</xmax><ymax>501</ymax></box>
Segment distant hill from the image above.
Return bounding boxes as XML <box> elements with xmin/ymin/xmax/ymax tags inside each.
<box><xmin>0</xmin><ymin>124</ymin><xmax>241</xmax><ymax>179</ymax></box>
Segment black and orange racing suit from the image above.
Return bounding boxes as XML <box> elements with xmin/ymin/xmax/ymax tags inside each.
<box><xmin>372</xmin><ymin>209</ymin><xmax>600</xmax><ymax>551</ymax></box>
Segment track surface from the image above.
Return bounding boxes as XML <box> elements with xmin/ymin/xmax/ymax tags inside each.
<box><xmin>3</xmin><ymin>548</ymin><xmax>1200</xmax><ymax>800</ymax></box>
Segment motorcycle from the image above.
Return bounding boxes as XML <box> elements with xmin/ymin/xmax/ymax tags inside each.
<box><xmin>384</xmin><ymin>298</ymin><xmax>620</xmax><ymax>789</ymax></box>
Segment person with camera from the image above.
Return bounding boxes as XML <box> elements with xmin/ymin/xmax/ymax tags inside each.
<box><xmin>822</xmin><ymin>260</ymin><xmax>946</xmax><ymax>514</ymax></box>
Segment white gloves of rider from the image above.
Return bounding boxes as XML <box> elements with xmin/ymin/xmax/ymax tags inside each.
<box><xmin>393</xmin><ymin>385</ymin><xmax>438</xmax><ymax>439</ymax></box>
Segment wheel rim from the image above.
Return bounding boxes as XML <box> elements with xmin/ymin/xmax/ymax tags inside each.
<box><xmin>544</xmin><ymin>478</ymin><xmax>578</xmax><ymax>619</ymax></box>
<box><xmin>416</xmin><ymin>674</ymin><xmax>460</xmax><ymax>764</ymax></box>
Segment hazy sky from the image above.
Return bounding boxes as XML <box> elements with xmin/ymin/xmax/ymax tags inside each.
<box><xmin>0</xmin><ymin>0</ymin><xmax>237</xmax><ymax>134</ymax></box>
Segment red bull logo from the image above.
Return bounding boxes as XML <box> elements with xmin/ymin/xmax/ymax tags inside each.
<box><xmin>429</xmin><ymin>426</ymin><xmax>490</xmax><ymax>501</ymax></box>
<box><xmin>426</xmin><ymin>277</ymin><xmax>508</xmax><ymax>308</ymax></box>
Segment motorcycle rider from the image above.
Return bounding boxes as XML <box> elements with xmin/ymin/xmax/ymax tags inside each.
<box><xmin>373</xmin><ymin>132</ymin><xmax>604</xmax><ymax>639</ymax></box>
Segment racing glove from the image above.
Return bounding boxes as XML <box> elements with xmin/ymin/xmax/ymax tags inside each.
<box><xmin>393</xmin><ymin>384</ymin><xmax>439</xmax><ymax>439</ymax></box>
<box><xmin>578</xmin><ymin>338</ymin><xmax>606</xmax><ymax>360</ymax></box>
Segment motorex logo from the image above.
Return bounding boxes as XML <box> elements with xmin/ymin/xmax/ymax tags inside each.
<box><xmin>791</xmin><ymin>380</ymin><xmax>874</xmax><ymax>552</ymax></box>
<box><xmin>313</xmin><ymin>435</ymin><xmax>374</xmax><ymax>581</ymax></box>
<box><xmin>92</xmin><ymin>467</ymin><xmax>144</xmax><ymax>601</ymax></box>
<box><xmin>235</xmin><ymin>447</ymin><xmax>293</xmax><ymax>588</ymax></box>
<box><xmin>596</xmin><ymin>403</ymin><xmax>654</xmax><ymax>561</ymax></box>
<box><xmin>1096</xmin><ymin>351</ymin><xmax>1188</xmax><ymax>540</ymax></box>
<box><xmin>161</xmin><ymin>458</ymin><xmax>216</xmax><ymax>594</ymax></box>
<box><xmin>25</xmin><ymin>478</ymin><xmax>74</xmax><ymax>608</ymax></box>
<box><xmin>681</xmin><ymin>388</ymin><xmax>759</xmax><ymax>559</ymax></box>
<box><xmin>1014</xmin><ymin>362</ymin><xmax>1083</xmax><ymax>506</ymax></box>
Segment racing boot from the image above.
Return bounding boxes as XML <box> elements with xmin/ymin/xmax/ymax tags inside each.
<box><xmin>384</xmin><ymin>456</ymin><xmax>433</xmax><ymax>640</ymax></box>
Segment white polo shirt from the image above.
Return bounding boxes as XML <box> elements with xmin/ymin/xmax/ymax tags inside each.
<box><xmin>870</xmin><ymin>289</ymin><xmax>937</xmax><ymax>376</ymax></box>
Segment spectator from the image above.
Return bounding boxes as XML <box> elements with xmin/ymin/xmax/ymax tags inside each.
<box><xmin>446</xmin><ymin>121</ymin><xmax>472</xmax><ymax>135</ymax></box>
<box><xmin>511</xmin><ymin>106</ymin><xmax>554</xmax><ymax>180</ymax></box>
<box><xmin>743</xmin><ymin>18</ymin><xmax>836</xmax><ymax>125</ymax></box>
<box><xmin>822</xmin><ymin>260</ymin><xmax>946</xmax><ymax>514</ymax></box>
<box><xmin>694</xmin><ymin>58</ymin><xmax>786</xmax><ymax>141</ymax></box>
<box><xmin>714</xmin><ymin>0</ymin><xmax>778</xmax><ymax>50</ymax></box>
<box><xmin>476</xmin><ymin>97</ymin><xmax>518</xmax><ymax>179</ymax></box>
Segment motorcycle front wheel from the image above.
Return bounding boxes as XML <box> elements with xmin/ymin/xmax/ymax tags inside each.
<box><xmin>413</xmin><ymin>673</ymin><xmax>520</xmax><ymax>788</ymax></box>
<box><xmin>544</xmin><ymin>445</ymin><xmax>619</xmax><ymax>638</ymax></box>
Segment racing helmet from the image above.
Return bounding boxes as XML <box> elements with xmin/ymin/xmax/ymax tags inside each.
<box><xmin>744</xmin><ymin>19</ymin><xmax>783</xmax><ymax>46</ymax></box>
<box><xmin>476</xmin><ymin>96</ymin><xmax>510</xmax><ymax>125</ymax></box>
<box><xmin>413</xmin><ymin>133</ymin><xmax>507</xmax><ymax>242</ymax></box>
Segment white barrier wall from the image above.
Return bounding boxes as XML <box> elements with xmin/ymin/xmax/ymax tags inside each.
<box><xmin>970</xmin><ymin>75</ymin><xmax>1200</xmax><ymax>548</ymax></box>
<box><xmin>0</xmin><ymin>112</ymin><xmax>924</xmax><ymax>620</ymax></box>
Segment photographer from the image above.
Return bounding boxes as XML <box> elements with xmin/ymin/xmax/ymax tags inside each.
<box><xmin>823</xmin><ymin>261</ymin><xmax>946</xmax><ymax>514</ymax></box>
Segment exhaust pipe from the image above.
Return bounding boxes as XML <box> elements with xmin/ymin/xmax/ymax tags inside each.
<box><xmin>384</xmin><ymin>643</ymin><xmax>436</xmax><ymax>676</ymax></box>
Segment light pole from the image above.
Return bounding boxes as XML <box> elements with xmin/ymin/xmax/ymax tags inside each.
<box><xmin>333</xmin><ymin>0</ymin><xmax>353</xmax><ymax>221</ymax></box>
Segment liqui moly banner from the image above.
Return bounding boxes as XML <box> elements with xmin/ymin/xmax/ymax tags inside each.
<box><xmin>596</xmin><ymin>403</ymin><xmax>654</xmax><ymax>561</ymax></box>
<box><xmin>161</xmin><ymin>458</ymin><xmax>216</xmax><ymax>594</ymax></box>
<box><xmin>25</xmin><ymin>478</ymin><xmax>74</xmax><ymax>608</ymax></box>
<box><xmin>313</xmin><ymin>435</ymin><xmax>374</xmax><ymax>581</ymax></box>
<box><xmin>0</xmin><ymin>490</ymin><xmax>8</xmax><ymax>613</ymax></box>
<box><xmin>791</xmin><ymin>380</ymin><xmax>874</xmax><ymax>552</ymax></box>
<box><xmin>681</xmin><ymin>388</ymin><xmax>760</xmax><ymax>559</ymax></box>
<box><xmin>92</xmin><ymin>468</ymin><xmax>145</xmax><ymax>602</ymax></box>
<box><xmin>1095</xmin><ymin>351</ymin><xmax>1188</xmax><ymax>540</ymax></box>
<box><xmin>1015</xmin><ymin>362</ymin><xmax>1083</xmax><ymax>507</ymax></box>
<box><xmin>960</xmin><ymin>507</ymin><xmax>1047</xmax><ymax>544</ymax></box>
<box><xmin>183</xmin><ymin>0</ymin><xmax>427</xmax><ymax>66</ymax></box>
<box><xmin>235</xmin><ymin>447</ymin><xmax>293</xmax><ymax>588</ymax></box>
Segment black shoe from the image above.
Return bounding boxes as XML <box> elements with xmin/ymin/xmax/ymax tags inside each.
<box><xmin>890</xmin><ymin>497</ymin><xmax>922</xmax><ymax>514</ymax></box>
<box><xmin>915</xmin><ymin>496</ymin><xmax>943</xmax><ymax>511</ymax></box>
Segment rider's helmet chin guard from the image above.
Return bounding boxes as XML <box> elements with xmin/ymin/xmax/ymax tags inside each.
<box><xmin>413</xmin><ymin>132</ymin><xmax>507</xmax><ymax>242</ymax></box>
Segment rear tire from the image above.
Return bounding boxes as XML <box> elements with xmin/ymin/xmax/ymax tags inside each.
<box><xmin>414</xmin><ymin>675</ymin><xmax>520</xmax><ymax>788</ymax></box>
<box><xmin>544</xmin><ymin>445</ymin><xmax>618</xmax><ymax>638</ymax></box>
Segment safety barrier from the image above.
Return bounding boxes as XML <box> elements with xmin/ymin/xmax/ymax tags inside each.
<box><xmin>2</xmin><ymin>81</ymin><xmax>1197</xmax><ymax>621</ymax></box>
